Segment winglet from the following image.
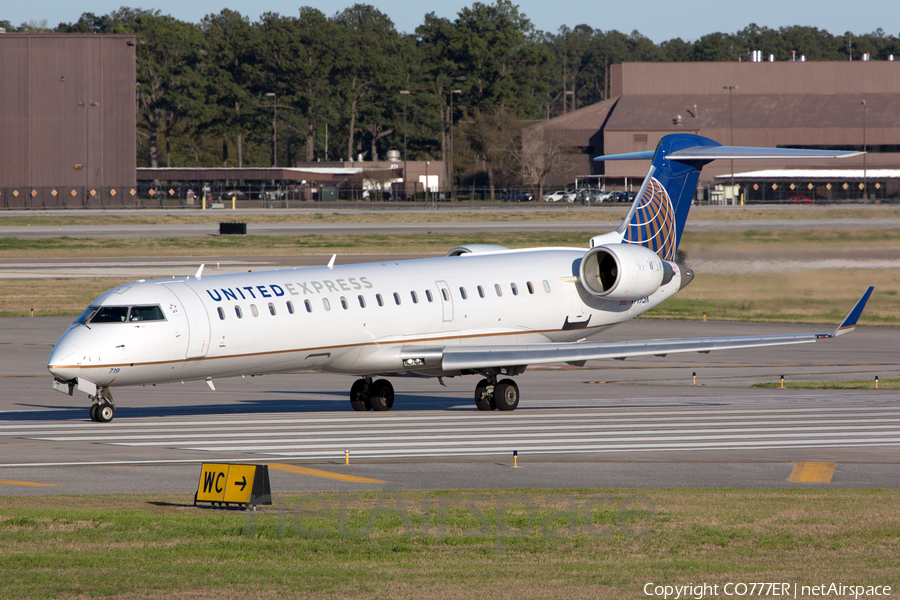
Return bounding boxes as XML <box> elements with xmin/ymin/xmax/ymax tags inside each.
<box><xmin>195</xmin><ymin>264</ymin><xmax>204</xmax><ymax>280</ymax></box>
<box><xmin>327</xmin><ymin>254</ymin><xmax>337</xmax><ymax>270</ymax></box>
<box><xmin>832</xmin><ymin>286</ymin><xmax>874</xmax><ymax>337</ymax></box>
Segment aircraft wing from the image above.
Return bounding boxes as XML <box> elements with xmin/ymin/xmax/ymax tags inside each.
<box><xmin>439</xmin><ymin>287</ymin><xmax>873</xmax><ymax>372</ymax></box>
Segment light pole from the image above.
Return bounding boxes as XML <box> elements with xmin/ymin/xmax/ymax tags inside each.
<box><xmin>265</xmin><ymin>93</ymin><xmax>277</xmax><ymax>168</ymax></box>
<box><xmin>861</xmin><ymin>99</ymin><xmax>867</xmax><ymax>200</ymax></box>
<box><xmin>449</xmin><ymin>89</ymin><xmax>461</xmax><ymax>201</ymax></box>
<box><xmin>399</xmin><ymin>90</ymin><xmax>411</xmax><ymax>200</ymax></box>
<box><xmin>723</xmin><ymin>86</ymin><xmax>737</xmax><ymax>201</ymax></box>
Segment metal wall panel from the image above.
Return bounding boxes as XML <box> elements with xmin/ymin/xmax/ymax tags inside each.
<box><xmin>0</xmin><ymin>34</ymin><xmax>135</xmax><ymax>192</ymax></box>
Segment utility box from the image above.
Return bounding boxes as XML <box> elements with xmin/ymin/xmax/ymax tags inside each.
<box><xmin>319</xmin><ymin>186</ymin><xmax>337</xmax><ymax>201</ymax></box>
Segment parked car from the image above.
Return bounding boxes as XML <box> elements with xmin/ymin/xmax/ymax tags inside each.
<box><xmin>501</xmin><ymin>190</ymin><xmax>534</xmax><ymax>202</ymax></box>
<box><xmin>611</xmin><ymin>191</ymin><xmax>637</xmax><ymax>202</ymax></box>
<box><xmin>544</xmin><ymin>190</ymin><xmax>576</xmax><ymax>202</ymax></box>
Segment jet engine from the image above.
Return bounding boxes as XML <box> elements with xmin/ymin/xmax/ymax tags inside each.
<box><xmin>579</xmin><ymin>244</ymin><xmax>675</xmax><ymax>300</ymax></box>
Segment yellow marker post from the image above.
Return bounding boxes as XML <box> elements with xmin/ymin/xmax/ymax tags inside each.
<box><xmin>30</xmin><ymin>308</ymin><xmax>33</xmax><ymax>317</ymax></box>
<box><xmin>875</xmin><ymin>376</ymin><xmax>879</xmax><ymax>389</ymax></box>
<box><xmin>702</xmin><ymin>312</ymin><xmax>706</xmax><ymax>321</ymax></box>
<box><xmin>202</xmin><ymin>196</ymin><xmax>206</xmax><ymax>210</ymax></box>
<box><xmin>232</xmin><ymin>195</ymin><xmax>236</xmax><ymax>210</ymax></box>
<box><xmin>692</xmin><ymin>372</ymin><xmax>696</xmax><ymax>385</ymax></box>
<box><xmin>513</xmin><ymin>450</ymin><xmax>518</xmax><ymax>468</ymax></box>
<box><xmin>781</xmin><ymin>375</ymin><xmax>784</xmax><ymax>388</ymax></box>
<box><xmin>345</xmin><ymin>448</ymin><xmax>350</xmax><ymax>465</ymax></box>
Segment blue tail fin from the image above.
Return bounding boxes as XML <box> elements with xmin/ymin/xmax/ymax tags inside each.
<box><xmin>614</xmin><ymin>134</ymin><xmax>719</xmax><ymax>260</ymax></box>
<box><xmin>594</xmin><ymin>133</ymin><xmax>861</xmax><ymax>261</ymax></box>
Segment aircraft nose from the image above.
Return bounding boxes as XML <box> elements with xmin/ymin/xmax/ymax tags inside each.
<box><xmin>48</xmin><ymin>340</ymin><xmax>82</xmax><ymax>380</ymax></box>
<box><xmin>48</xmin><ymin>327</ymin><xmax>102</xmax><ymax>380</ymax></box>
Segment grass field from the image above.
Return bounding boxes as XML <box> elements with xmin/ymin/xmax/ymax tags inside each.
<box><xmin>2</xmin><ymin>204</ymin><xmax>899</xmax><ymax>227</ymax></box>
<box><xmin>0</xmin><ymin>488</ymin><xmax>897</xmax><ymax>599</ymax></box>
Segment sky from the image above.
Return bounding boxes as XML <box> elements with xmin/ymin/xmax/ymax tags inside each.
<box><xmin>5</xmin><ymin>0</ymin><xmax>898</xmax><ymax>43</ymax></box>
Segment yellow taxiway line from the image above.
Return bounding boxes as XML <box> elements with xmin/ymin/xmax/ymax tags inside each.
<box><xmin>0</xmin><ymin>479</ymin><xmax>61</xmax><ymax>487</ymax></box>
<box><xmin>789</xmin><ymin>462</ymin><xmax>837</xmax><ymax>483</ymax></box>
<box><xmin>267</xmin><ymin>463</ymin><xmax>385</xmax><ymax>483</ymax></box>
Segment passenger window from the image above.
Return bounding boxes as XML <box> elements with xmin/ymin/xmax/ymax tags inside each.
<box><xmin>441</xmin><ymin>288</ymin><xmax>449</xmax><ymax>301</ymax></box>
<box><xmin>459</xmin><ymin>287</ymin><xmax>467</xmax><ymax>300</ymax></box>
<box><xmin>494</xmin><ymin>284</ymin><xmax>502</xmax><ymax>297</ymax></box>
<box><xmin>477</xmin><ymin>286</ymin><xmax>485</xmax><ymax>298</ymax></box>
<box><xmin>90</xmin><ymin>306</ymin><xmax>129</xmax><ymax>323</ymax></box>
<box><xmin>235</xmin><ymin>306</ymin><xmax>243</xmax><ymax>319</ymax></box>
<box><xmin>542</xmin><ymin>280</ymin><xmax>551</xmax><ymax>293</ymax></box>
<box><xmin>393</xmin><ymin>292</ymin><xmax>401</xmax><ymax>305</ymax></box>
<box><xmin>425</xmin><ymin>290</ymin><xmax>433</xmax><ymax>302</ymax></box>
<box><xmin>323</xmin><ymin>298</ymin><xmax>331</xmax><ymax>311</ymax></box>
<box><xmin>130</xmin><ymin>305</ymin><xmax>165</xmax><ymax>321</ymax></box>
<box><xmin>340</xmin><ymin>297</ymin><xmax>348</xmax><ymax>310</ymax></box>
<box><xmin>511</xmin><ymin>283</ymin><xmax>518</xmax><ymax>296</ymax></box>
<box><xmin>376</xmin><ymin>294</ymin><xmax>384</xmax><ymax>307</ymax></box>
<box><xmin>411</xmin><ymin>291</ymin><xmax>418</xmax><ymax>304</ymax></box>
<box><xmin>358</xmin><ymin>295</ymin><xmax>366</xmax><ymax>308</ymax></box>
<box><xmin>268</xmin><ymin>302</ymin><xmax>276</xmax><ymax>316</ymax></box>
<box><xmin>304</xmin><ymin>300</ymin><xmax>312</xmax><ymax>313</ymax></box>
<box><xmin>287</xmin><ymin>301</ymin><xmax>295</xmax><ymax>314</ymax></box>
<box><xmin>217</xmin><ymin>307</ymin><xmax>225</xmax><ymax>320</ymax></box>
<box><xmin>526</xmin><ymin>281</ymin><xmax>535</xmax><ymax>294</ymax></box>
<box><xmin>250</xmin><ymin>304</ymin><xmax>259</xmax><ymax>317</ymax></box>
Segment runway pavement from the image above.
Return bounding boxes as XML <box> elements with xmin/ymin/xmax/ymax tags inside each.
<box><xmin>1</xmin><ymin>317</ymin><xmax>897</xmax><ymax>496</ymax></box>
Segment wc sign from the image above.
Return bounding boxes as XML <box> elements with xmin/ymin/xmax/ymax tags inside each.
<box><xmin>195</xmin><ymin>463</ymin><xmax>272</xmax><ymax>509</ymax></box>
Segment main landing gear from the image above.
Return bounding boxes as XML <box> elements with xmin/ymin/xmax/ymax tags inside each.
<box><xmin>89</xmin><ymin>386</ymin><xmax>116</xmax><ymax>423</ymax></box>
<box><xmin>349</xmin><ymin>378</ymin><xmax>395</xmax><ymax>411</ymax></box>
<box><xmin>474</xmin><ymin>375</ymin><xmax>519</xmax><ymax>412</ymax></box>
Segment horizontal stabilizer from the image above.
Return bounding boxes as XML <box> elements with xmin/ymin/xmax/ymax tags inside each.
<box><xmin>667</xmin><ymin>146</ymin><xmax>864</xmax><ymax>161</ymax></box>
<box><xmin>595</xmin><ymin>145</ymin><xmax>863</xmax><ymax>162</ymax></box>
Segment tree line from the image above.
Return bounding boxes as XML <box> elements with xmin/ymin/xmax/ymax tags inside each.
<box><xmin>3</xmin><ymin>2</ymin><xmax>899</xmax><ymax>190</ymax></box>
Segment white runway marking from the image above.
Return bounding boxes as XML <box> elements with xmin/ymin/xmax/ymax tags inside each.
<box><xmin>5</xmin><ymin>404</ymin><xmax>899</xmax><ymax>463</ymax></box>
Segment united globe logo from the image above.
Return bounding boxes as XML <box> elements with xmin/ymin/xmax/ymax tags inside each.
<box><xmin>623</xmin><ymin>177</ymin><xmax>676</xmax><ymax>261</ymax></box>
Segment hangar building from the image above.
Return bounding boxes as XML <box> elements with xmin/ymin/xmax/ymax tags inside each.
<box><xmin>0</xmin><ymin>34</ymin><xmax>137</xmax><ymax>208</ymax></box>
<box><xmin>525</xmin><ymin>61</ymin><xmax>900</xmax><ymax>201</ymax></box>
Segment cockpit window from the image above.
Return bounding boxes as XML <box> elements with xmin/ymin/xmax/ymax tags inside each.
<box><xmin>75</xmin><ymin>304</ymin><xmax>165</xmax><ymax>324</ymax></box>
<box><xmin>90</xmin><ymin>306</ymin><xmax>130</xmax><ymax>323</ymax></box>
<box><xmin>130</xmin><ymin>305</ymin><xmax>165</xmax><ymax>321</ymax></box>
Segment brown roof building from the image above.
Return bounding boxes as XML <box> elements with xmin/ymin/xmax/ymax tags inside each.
<box><xmin>525</xmin><ymin>61</ymin><xmax>900</xmax><ymax>199</ymax></box>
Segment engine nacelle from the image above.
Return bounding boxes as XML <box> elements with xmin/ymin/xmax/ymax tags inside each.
<box><xmin>579</xmin><ymin>244</ymin><xmax>673</xmax><ymax>300</ymax></box>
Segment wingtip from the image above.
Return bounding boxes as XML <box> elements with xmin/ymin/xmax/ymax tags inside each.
<box><xmin>832</xmin><ymin>286</ymin><xmax>874</xmax><ymax>337</ymax></box>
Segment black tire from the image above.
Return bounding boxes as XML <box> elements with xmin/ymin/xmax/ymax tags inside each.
<box><xmin>95</xmin><ymin>403</ymin><xmax>115</xmax><ymax>423</ymax></box>
<box><xmin>349</xmin><ymin>379</ymin><xmax>371</xmax><ymax>411</ymax></box>
<box><xmin>494</xmin><ymin>379</ymin><xmax>519</xmax><ymax>411</ymax></box>
<box><xmin>89</xmin><ymin>404</ymin><xmax>99</xmax><ymax>422</ymax></box>
<box><xmin>474</xmin><ymin>378</ymin><xmax>495</xmax><ymax>411</ymax></box>
<box><xmin>369</xmin><ymin>379</ymin><xmax>394</xmax><ymax>411</ymax></box>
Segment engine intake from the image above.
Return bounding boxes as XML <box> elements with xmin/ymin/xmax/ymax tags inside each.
<box><xmin>579</xmin><ymin>244</ymin><xmax>672</xmax><ymax>300</ymax></box>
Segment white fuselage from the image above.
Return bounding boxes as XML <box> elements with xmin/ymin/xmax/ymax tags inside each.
<box><xmin>47</xmin><ymin>247</ymin><xmax>684</xmax><ymax>389</ymax></box>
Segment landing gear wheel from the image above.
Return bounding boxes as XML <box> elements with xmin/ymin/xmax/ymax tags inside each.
<box><xmin>350</xmin><ymin>379</ymin><xmax>371</xmax><ymax>411</ymax></box>
<box><xmin>474</xmin><ymin>378</ymin><xmax>496</xmax><ymax>411</ymax></box>
<box><xmin>369</xmin><ymin>379</ymin><xmax>394</xmax><ymax>411</ymax></box>
<box><xmin>89</xmin><ymin>404</ymin><xmax>99</xmax><ymax>422</ymax></box>
<box><xmin>494</xmin><ymin>379</ymin><xmax>519</xmax><ymax>411</ymax></box>
<box><xmin>95</xmin><ymin>403</ymin><xmax>115</xmax><ymax>423</ymax></box>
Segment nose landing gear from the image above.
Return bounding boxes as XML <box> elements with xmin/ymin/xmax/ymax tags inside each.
<box><xmin>89</xmin><ymin>386</ymin><xmax>116</xmax><ymax>423</ymax></box>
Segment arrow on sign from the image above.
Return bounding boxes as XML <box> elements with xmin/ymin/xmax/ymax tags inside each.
<box><xmin>236</xmin><ymin>476</ymin><xmax>247</xmax><ymax>491</ymax></box>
